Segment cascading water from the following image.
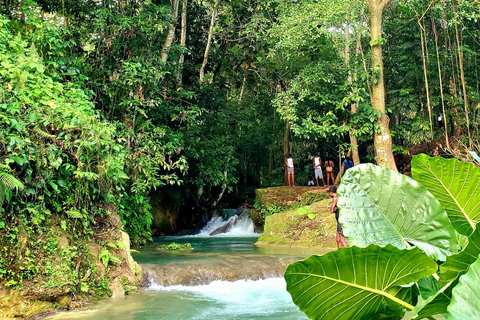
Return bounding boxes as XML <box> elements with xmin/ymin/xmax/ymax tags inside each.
<box><xmin>43</xmin><ymin>208</ymin><xmax>322</xmax><ymax>320</ymax></box>
<box><xmin>47</xmin><ymin>278</ymin><xmax>307</xmax><ymax>320</ymax></box>
<box><xmin>196</xmin><ymin>208</ymin><xmax>257</xmax><ymax>237</ymax></box>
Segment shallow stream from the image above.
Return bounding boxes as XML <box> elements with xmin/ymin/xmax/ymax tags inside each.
<box><xmin>45</xmin><ymin>214</ymin><xmax>327</xmax><ymax>320</ymax></box>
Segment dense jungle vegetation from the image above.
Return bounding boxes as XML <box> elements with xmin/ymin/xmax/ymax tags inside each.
<box><xmin>0</xmin><ymin>0</ymin><xmax>479</xmax><ymax>305</ymax></box>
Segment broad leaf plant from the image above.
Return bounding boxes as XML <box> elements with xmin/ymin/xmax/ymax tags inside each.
<box><xmin>285</xmin><ymin>154</ymin><xmax>480</xmax><ymax>320</ymax></box>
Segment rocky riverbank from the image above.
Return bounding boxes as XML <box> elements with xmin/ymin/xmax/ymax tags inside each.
<box><xmin>250</xmin><ymin>186</ymin><xmax>337</xmax><ymax>248</ymax></box>
<box><xmin>0</xmin><ymin>211</ymin><xmax>142</xmax><ymax>320</ymax></box>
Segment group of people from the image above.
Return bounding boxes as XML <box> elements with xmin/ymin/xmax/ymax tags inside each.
<box><xmin>285</xmin><ymin>153</ymin><xmax>351</xmax><ymax>248</ymax></box>
<box><xmin>284</xmin><ymin>153</ymin><xmax>339</xmax><ymax>187</ymax></box>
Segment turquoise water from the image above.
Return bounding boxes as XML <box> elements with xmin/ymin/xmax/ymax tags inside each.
<box><xmin>48</xmin><ymin>278</ymin><xmax>307</xmax><ymax>320</ymax></box>
<box><xmin>135</xmin><ymin>236</ymin><xmax>261</xmax><ymax>265</ymax></box>
<box><xmin>45</xmin><ymin>234</ymin><xmax>315</xmax><ymax>320</ymax></box>
<box><xmin>136</xmin><ymin>236</ymin><xmax>325</xmax><ymax>265</ymax></box>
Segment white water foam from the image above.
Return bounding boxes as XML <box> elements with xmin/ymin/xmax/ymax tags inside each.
<box><xmin>148</xmin><ymin>278</ymin><xmax>305</xmax><ymax>319</ymax></box>
<box><xmin>194</xmin><ymin>210</ymin><xmax>257</xmax><ymax>237</ymax></box>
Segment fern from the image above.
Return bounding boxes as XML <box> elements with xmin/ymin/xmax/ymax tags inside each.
<box><xmin>0</xmin><ymin>171</ymin><xmax>24</xmax><ymax>207</ymax></box>
<box><xmin>34</xmin><ymin>126</ymin><xmax>56</xmax><ymax>139</ymax></box>
<box><xmin>66</xmin><ymin>209</ymin><xmax>83</xmax><ymax>219</ymax></box>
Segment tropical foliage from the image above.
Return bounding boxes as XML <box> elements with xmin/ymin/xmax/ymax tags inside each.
<box><xmin>285</xmin><ymin>155</ymin><xmax>480</xmax><ymax>320</ymax></box>
<box><xmin>1</xmin><ymin>0</ymin><xmax>480</xmax><ymax>310</ymax></box>
<box><xmin>337</xmin><ymin>163</ymin><xmax>458</xmax><ymax>260</ymax></box>
<box><xmin>286</xmin><ymin>245</ymin><xmax>437</xmax><ymax>319</ymax></box>
<box><xmin>412</xmin><ymin>154</ymin><xmax>480</xmax><ymax>236</ymax></box>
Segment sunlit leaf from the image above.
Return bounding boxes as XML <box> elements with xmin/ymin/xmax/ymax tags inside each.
<box><xmin>338</xmin><ymin>164</ymin><xmax>459</xmax><ymax>261</ymax></box>
<box><xmin>412</xmin><ymin>154</ymin><xmax>480</xmax><ymax>236</ymax></box>
<box><xmin>447</xmin><ymin>254</ymin><xmax>480</xmax><ymax>319</ymax></box>
<box><xmin>285</xmin><ymin>245</ymin><xmax>437</xmax><ymax>320</ymax></box>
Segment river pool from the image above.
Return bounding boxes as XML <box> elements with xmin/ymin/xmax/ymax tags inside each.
<box><xmin>45</xmin><ymin>218</ymin><xmax>321</xmax><ymax>320</ymax></box>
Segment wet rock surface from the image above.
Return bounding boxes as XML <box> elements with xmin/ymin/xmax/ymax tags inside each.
<box><xmin>141</xmin><ymin>254</ymin><xmax>301</xmax><ymax>287</ymax></box>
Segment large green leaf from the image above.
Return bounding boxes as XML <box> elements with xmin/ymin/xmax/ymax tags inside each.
<box><xmin>412</xmin><ymin>154</ymin><xmax>480</xmax><ymax>236</ymax></box>
<box><xmin>284</xmin><ymin>244</ymin><xmax>437</xmax><ymax>320</ymax></box>
<box><xmin>411</xmin><ymin>225</ymin><xmax>480</xmax><ymax>318</ymax></box>
<box><xmin>338</xmin><ymin>163</ymin><xmax>459</xmax><ymax>261</ymax></box>
<box><xmin>447</xmin><ymin>254</ymin><xmax>480</xmax><ymax>319</ymax></box>
<box><xmin>439</xmin><ymin>224</ymin><xmax>480</xmax><ymax>287</ymax></box>
<box><xmin>417</xmin><ymin>276</ymin><xmax>439</xmax><ymax>300</ymax></box>
<box><xmin>410</xmin><ymin>280</ymin><xmax>453</xmax><ymax>319</ymax></box>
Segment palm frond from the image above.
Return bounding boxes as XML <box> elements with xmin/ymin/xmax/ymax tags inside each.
<box><xmin>0</xmin><ymin>183</ymin><xmax>5</xmax><ymax>207</ymax></box>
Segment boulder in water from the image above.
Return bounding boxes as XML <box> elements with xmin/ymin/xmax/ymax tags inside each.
<box><xmin>209</xmin><ymin>216</ymin><xmax>238</xmax><ymax>235</ymax></box>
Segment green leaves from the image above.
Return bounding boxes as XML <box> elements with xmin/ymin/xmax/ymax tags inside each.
<box><xmin>439</xmin><ymin>225</ymin><xmax>480</xmax><ymax>287</ymax></box>
<box><xmin>296</xmin><ymin>207</ymin><xmax>316</xmax><ymax>220</ymax></box>
<box><xmin>287</xmin><ymin>160</ymin><xmax>480</xmax><ymax>320</ymax></box>
<box><xmin>285</xmin><ymin>245</ymin><xmax>437</xmax><ymax>320</ymax></box>
<box><xmin>412</xmin><ymin>154</ymin><xmax>480</xmax><ymax>236</ymax></box>
<box><xmin>0</xmin><ymin>171</ymin><xmax>24</xmax><ymax>207</ymax></box>
<box><xmin>447</xmin><ymin>255</ymin><xmax>480</xmax><ymax>319</ymax></box>
<box><xmin>338</xmin><ymin>163</ymin><xmax>459</xmax><ymax>261</ymax></box>
<box><xmin>98</xmin><ymin>248</ymin><xmax>121</xmax><ymax>268</ymax></box>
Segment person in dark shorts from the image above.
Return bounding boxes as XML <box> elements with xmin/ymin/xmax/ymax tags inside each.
<box><xmin>328</xmin><ymin>186</ymin><xmax>348</xmax><ymax>248</ymax></box>
<box><xmin>307</xmin><ymin>175</ymin><xmax>315</xmax><ymax>186</ymax></box>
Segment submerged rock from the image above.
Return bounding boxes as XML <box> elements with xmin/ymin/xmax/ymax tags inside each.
<box><xmin>209</xmin><ymin>215</ymin><xmax>238</xmax><ymax>236</ymax></box>
<box><xmin>141</xmin><ymin>254</ymin><xmax>301</xmax><ymax>287</ymax></box>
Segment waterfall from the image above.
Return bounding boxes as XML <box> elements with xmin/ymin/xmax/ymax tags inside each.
<box><xmin>197</xmin><ymin>208</ymin><xmax>257</xmax><ymax>237</ymax></box>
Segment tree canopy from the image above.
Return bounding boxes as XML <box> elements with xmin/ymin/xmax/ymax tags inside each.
<box><xmin>1</xmin><ymin>0</ymin><xmax>479</xmax><ymax>243</ymax></box>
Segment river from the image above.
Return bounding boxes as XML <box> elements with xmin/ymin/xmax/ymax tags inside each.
<box><xmin>45</xmin><ymin>213</ymin><xmax>326</xmax><ymax>320</ymax></box>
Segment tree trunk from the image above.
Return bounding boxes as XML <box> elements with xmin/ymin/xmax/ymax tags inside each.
<box><xmin>161</xmin><ymin>0</ymin><xmax>180</xmax><ymax>63</ymax></box>
<box><xmin>335</xmin><ymin>150</ymin><xmax>352</xmax><ymax>186</ymax></box>
<box><xmin>358</xmin><ymin>8</ymin><xmax>373</xmax><ymax>102</ymax></box>
<box><xmin>453</xmin><ymin>3</ymin><xmax>472</xmax><ymax>146</ymax></box>
<box><xmin>61</xmin><ymin>0</ymin><xmax>69</xmax><ymax>27</ymax></box>
<box><xmin>239</xmin><ymin>73</ymin><xmax>247</xmax><ymax>102</ymax></box>
<box><xmin>368</xmin><ymin>0</ymin><xmax>396</xmax><ymax>170</ymax></box>
<box><xmin>269</xmin><ymin>105</ymin><xmax>277</xmax><ymax>186</ymax></box>
<box><xmin>417</xmin><ymin>18</ymin><xmax>433</xmax><ymax>135</ymax></box>
<box><xmin>199</xmin><ymin>0</ymin><xmax>220</xmax><ymax>83</ymax></box>
<box><xmin>268</xmin><ymin>147</ymin><xmax>273</xmax><ymax>186</ymax></box>
<box><xmin>345</xmin><ymin>15</ymin><xmax>360</xmax><ymax>165</ymax></box>
<box><xmin>432</xmin><ymin>15</ymin><xmax>450</xmax><ymax>148</ymax></box>
<box><xmin>276</xmin><ymin>83</ymin><xmax>292</xmax><ymax>185</ymax></box>
<box><xmin>283</xmin><ymin>121</ymin><xmax>291</xmax><ymax>185</ymax></box>
<box><xmin>212</xmin><ymin>174</ymin><xmax>227</xmax><ymax>207</ymax></box>
<box><xmin>19</xmin><ymin>0</ymin><xmax>25</xmax><ymax>22</ymax></box>
<box><xmin>243</xmin><ymin>149</ymin><xmax>248</xmax><ymax>191</ymax></box>
<box><xmin>176</xmin><ymin>0</ymin><xmax>188</xmax><ymax>86</ymax></box>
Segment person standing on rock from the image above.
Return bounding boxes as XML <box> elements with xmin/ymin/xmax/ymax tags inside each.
<box><xmin>325</xmin><ymin>159</ymin><xmax>335</xmax><ymax>186</ymax></box>
<box><xmin>329</xmin><ymin>186</ymin><xmax>348</xmax><ymax>248</ymax></box>
<box><xmin>307</xmin><ymin>175</ymin><xmax>315</xmax><ymax>186</ymax></box>
<box><xmin>313</xmin><ymin>153</ymin><xmax>325</xmax><ymax>187</ymax></box>
<box><xmin>285</xmin><ymin>154</ymin><xmax>295</xmax><ymax>186</ymax></box>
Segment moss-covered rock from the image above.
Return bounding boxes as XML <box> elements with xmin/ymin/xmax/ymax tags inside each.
<box><xmin>0</xmin><ymin>209</ymin><xmax>142</xmax><ymax>320</ymax></box>
<box><xmin>250</xmin><ymin>186</ymin><xmax>329</xmax><ymax>231</ymax></box>
<box><xmin>255</xmin><ymin>199</ymin><xmax>337</xmax><ymax>248</ymax></box>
